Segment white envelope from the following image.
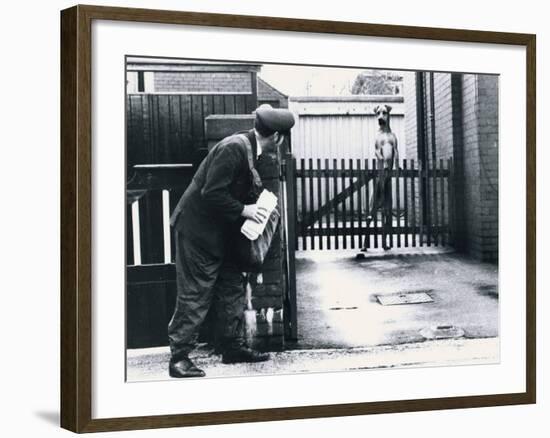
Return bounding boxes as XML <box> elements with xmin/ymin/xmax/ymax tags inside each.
<box><xmin>241</xmin><ymin>190</ymin><xmax>278</xmax><ymax>240</ymax></box>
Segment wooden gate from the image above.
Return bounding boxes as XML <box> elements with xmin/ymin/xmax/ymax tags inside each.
<box><xmin>285</xmin><ymin>156</ymin><xmax>455</xmax><ymax>251</ymax></box>
<box><xmin>126</xmin><ymin>164</ymin><xmax>194</xmax><ymax>348</ymax></box>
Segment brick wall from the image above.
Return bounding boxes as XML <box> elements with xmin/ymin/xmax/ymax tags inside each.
<box><xmin>403</xmin><ymin>72</ymin><xmax>498</xmax><ymax>262</ymax></box>
<box><xmin>432</xmin><ymin>73</ymin><xmax>457</xmax><ymax>229</ymax></box>
<box><xmin>460</xmin><ymin>74</ymin><xmax>499</xmax><ymax>261</ymax></box>
<box><xmin>258</xmin><ymin>77</ymin><xmax>289</xmax><ymax>108</ymax></box>
<box><xmin>474</xmin><ymin>75</ymin><xmax>499</xmax><ymax>261</ymax></box>
<box><xmin>403</xmin><ymin>72</ymin><xmax>421</xmax><ymax>224</ymax></box>
<box><xmin>433</xmin><ymin>73</ymin><xmax>454</xmax><ymax>160</ymax></box>
<box><xmin>462</xmin><ymin>74</ymin><xmax>482</xmax><ymax>257</ymax></box>
<box><xmin>154</xmin><ymin>72</ymin><xmax>252</xmax><ymax>93</ymax></box>
<box><xmin>403</xmin><ymin>72</ymin><xmax>418</xmax><ymax>160</ymax></box>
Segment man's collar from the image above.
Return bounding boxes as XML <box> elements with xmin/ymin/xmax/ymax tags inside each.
<box><xmin>253</xmin><ymin>130</ymin><xmax>263</xmax><ymax>160</ymax></box>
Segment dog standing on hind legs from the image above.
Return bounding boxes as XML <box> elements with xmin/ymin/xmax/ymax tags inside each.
<box><xmin>362</xmin><ymin>104</ymin><xmax>399</xmax><ymax>251</ymax></box>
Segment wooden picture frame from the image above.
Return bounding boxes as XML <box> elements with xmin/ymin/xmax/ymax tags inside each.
<box><xmin>60</xmin><ymin>4</ymin><xmax>536</xmax><ymax>433</ymax></box>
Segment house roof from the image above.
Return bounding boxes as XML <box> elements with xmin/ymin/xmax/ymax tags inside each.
<box><xmin>258</xmin><ymin>77</ymin><xmax>288</xmax><ymax>100</ymax></box>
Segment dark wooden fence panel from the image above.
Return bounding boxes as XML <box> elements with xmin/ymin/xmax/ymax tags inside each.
<box><xmin>127</xmin><ymin>93</ymin><xmax>256</xmax><ymax>172</ymax></box>
<box><xmin>137</xmin><ymin>190</ymin><xmax>164</xmax><ymax>265</ymax></box>
<box><xmin>127</xmin><ymin>279</ymin><xmax>175</xmax><ymax>349</ymax></box>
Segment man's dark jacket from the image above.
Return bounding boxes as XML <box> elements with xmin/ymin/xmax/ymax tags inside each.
<box><xmin>170</xmin><ymin>130</ymin><xmax>258</xmax><ymax>259</ymax></box>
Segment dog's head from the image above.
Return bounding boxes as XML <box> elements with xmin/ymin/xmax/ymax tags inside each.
<box><xmin>373</xmin><ymin>104</ymin><xmax>392</xmax><ymax>127</ymax></box>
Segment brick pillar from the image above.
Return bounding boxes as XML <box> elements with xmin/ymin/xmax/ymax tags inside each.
<box><xmin>204</xmin><ymin>114</ymin><xmax>286</xmax><ymax>351</ymax></box>
<box><xmin>402</xmin><ymin>73</ymin><xmax>498</xmax><ymax>261</ymax></box>
<box><xmin>460</xmin><ymin>74</ymin><xmax>499</xmax><ymax>262</ymax></box>
<box><xmin>249</xmin><ymin>148</ymin><xmax>285</xmax><ymax>352</ymax></box>
<box><xmin>475</xmin><ymin>75</ymin><xmax>499</xmax><ymax>262</ymax></box>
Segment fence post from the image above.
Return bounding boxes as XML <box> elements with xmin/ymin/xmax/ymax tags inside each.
<box><xmin>396</xmin><ymin>160</ymin><xmax>401</xmax><ymax>248</ymax></box>
<box><xmin>448</xmin><ymin>157</ymin><xmax>455</xmax><ymax>247</ymax></box>
<box><xmin>411</xmin><ymin>159</ymin><xmax>417</xmax><ymax>247</ymax></box>
<box><xmin>419</xmin><ymin>160</ymin><xmax>425</xmax><ymax>247</ymax></box>
<box><xmin>439</xmin><ymin>158</ymin><xmax>445</xmax><ymax>246</ymax></box>
<box><xmin>283</xmin><ymin>153</ymin><xmax>298</xmax><ymax>341</ymax></box>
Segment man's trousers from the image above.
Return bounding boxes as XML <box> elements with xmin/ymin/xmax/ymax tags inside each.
<box><xmin>167</xmin><ymin>231</ymin><xmax>247</xmax><ymax>361</ymax></box>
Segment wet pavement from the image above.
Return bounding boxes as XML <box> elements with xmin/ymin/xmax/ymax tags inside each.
<box><xmin>293</xmin><ymin>247</ymin><xmax>498</xmax><ymax>349</ymax></box>
<box><xmin>127</xmin><ymin>246</ymin><xmax>499</xmax><ymax>381</ymax></box>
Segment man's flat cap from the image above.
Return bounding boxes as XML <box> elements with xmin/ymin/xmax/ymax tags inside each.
<box><xmin>254</xmin><ymin>104</ymin><xmax>295</xmax><ymax>137</ymax></box>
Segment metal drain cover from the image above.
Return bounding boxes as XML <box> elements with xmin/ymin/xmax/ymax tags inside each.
<box><xmin>376</xmin><ymin>291</ymin><xmax>434</xmax><ymax>306</ymax></box>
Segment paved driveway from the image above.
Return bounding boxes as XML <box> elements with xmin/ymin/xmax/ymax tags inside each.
<box><xmin>292</xmin><ymin>247</ymin><xmax>498</xmax><ymax>349</ymax></box>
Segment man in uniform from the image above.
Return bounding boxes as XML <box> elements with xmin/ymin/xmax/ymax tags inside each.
<box><xmin>167</xmin><ymin>104</ymin><xmax>295</xmax><ymax>378</ymax></box>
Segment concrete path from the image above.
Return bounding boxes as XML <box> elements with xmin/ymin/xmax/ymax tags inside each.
<box><xmin>127</xmin><ymin>337</ymin><xmax>499</xmax><ymax>381</ymax></box>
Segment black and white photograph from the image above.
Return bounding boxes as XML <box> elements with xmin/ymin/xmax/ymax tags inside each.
<box><xmin>125</xmin><ymin>57</ymin><xmax>499</xmax><ymax>381</ymax></box>
<box><xmin>2</xmin><ymin>0</ymin><xmax>545</xmax><ymax>435</ymax></box>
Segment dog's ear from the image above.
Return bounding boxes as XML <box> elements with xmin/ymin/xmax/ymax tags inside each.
<box><xmin>385</xmin><ymin>104</ymin><xmax>393</xmax><ymax>113</ymax></box>
<box><xmin>373</xmin><ymin>105</ymin><xmax>379</xmax><ymax>114</ymax></box>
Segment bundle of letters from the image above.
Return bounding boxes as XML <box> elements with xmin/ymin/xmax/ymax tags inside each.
<box><xmin>240</xmin><ymin>189</ymin><xmax>278</xmax><ymax>240</ymax></box>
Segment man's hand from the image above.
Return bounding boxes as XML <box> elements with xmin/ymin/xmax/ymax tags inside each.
<box><xmin>241</xmin><ymin>204</ymin><xmax>269</xmax><ymax>223</ymax></box>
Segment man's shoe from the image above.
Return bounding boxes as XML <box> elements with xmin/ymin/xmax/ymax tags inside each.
<box><xmin>222</xmin><ymin>347</ymin><xmax>270</xmax><ymax>364</ymax></box>
<box><xmin>169</xmin><ymin>356</ymin><xmax>206</xmax><ymax>378</ymax></box>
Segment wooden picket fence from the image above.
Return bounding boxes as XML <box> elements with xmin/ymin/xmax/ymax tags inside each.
<box><xmin>288</xmin><ymin>157</ymin><xmax>454</xmax><ymax>251</ymax></box>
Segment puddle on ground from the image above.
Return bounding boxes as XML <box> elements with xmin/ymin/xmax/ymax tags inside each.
<box><xmin>362</xmin><ymin>260</ymin><xmax>417</xmax><ymax>277</ymax></box>
<box><xmin>475</xmin><ymin>283</ymin><xmax>499</xmax><ymax>299</ymax></box>
<box><xmin>295</xmin><ymin>258</ymin><xmax>316</xmax><ymax>269</ymax></box>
